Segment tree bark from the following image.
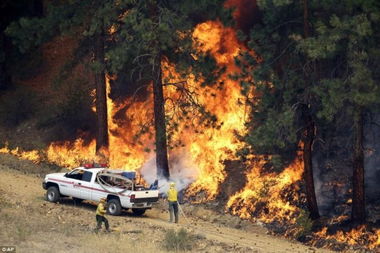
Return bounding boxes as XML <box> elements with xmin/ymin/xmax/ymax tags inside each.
<box><xmin>301</xmin><ymin>0</ymin><xmax>319</xmax><ymax>219</ymax></box>
<box><xmin>352</xmin><ymin>107</ymin><xmax>365</xmax><ymax>223</ymax></box>
<box><xmin>303</xmin><ymin>0</ymin><xmax>309</xmax><ymax>37</ymax></box>
<box><xmin>298</xmin><ymin>104</ymin><xmax>319</xmax><ymax>219</ymax></box>
<box><xmin>94</xmin><ymin>26</ymin><xmax>109</xmax><ymax>154</ymax></box>
<box><xmin>153</xmin><ymin>53</ymin><xmax>170</xmax><ymax>179</ymax></box>
<box><xmin>302</xmin><ymin>118</ymin><xmax>320</xmax><ymax>219</ymax></box>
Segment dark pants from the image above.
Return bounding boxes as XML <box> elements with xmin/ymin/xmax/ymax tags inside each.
<box><xmin>169</xmin><ymin>201</ymin><xmax>178</xmax><ymax>223</ymax></box>
<box><xmin>95</xmin><ymin>215</ymin><xmax>109</xmax><ymax>231</ymax></box>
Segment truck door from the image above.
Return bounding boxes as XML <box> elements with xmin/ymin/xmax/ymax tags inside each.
<box><xmin>63</xmin><ymin>169</ymin><xmax>83</xmax><ymax>198</ymax></box>
<box><xmin>79</xmin><ymin>171</ymin><xmax>93</xmax><ymax>200</ymax></box>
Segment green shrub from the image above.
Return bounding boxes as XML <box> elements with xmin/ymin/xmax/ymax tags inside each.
<box><xmin>162</xmin><ymin>228</ymin><xmax>194</xmax><ymax>251</ymax></box>
<box><xmin>295</xmin><ymin>209</ymin><xmax>314</xmax><ymax>238</ymax></box>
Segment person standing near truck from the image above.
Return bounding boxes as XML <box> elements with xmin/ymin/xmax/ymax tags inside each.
<box><xmin>95</xmin><ymin>198</ymin><xmax>110</xmax><ymax>232</ymax></box>
<box><xmin>167</xmin><ymin>182</ymin><xmax>179</xmax><ymax>223</ymax></box>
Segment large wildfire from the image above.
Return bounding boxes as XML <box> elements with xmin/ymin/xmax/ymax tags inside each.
<box><xmin>45</xmin><ymin>20</ymin><xmax>246</xmax><ymax>200</ymax></box>
<box><xmin>1</xmin><ymin>11</ymin><xmax>379</xmax><ymax>252</ymax></box>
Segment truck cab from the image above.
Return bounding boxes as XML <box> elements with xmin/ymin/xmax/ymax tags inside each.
<box><xmin>43</xmin><ymin>167</ymin><xmax>159</xmax><ymax>216</ymax></box>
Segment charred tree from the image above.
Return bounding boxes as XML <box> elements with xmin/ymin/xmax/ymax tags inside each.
<box><xmin>149</xmin><ymin>1</ymin><xmax>170</xmax><ymax>179</ymax></box>
<box><xmin>301</xmin><ymin>109</ymin><xmax>320</xmax><ymax>219</ymax></box>
<box><xmin>94</xmin><ymin>26</ymin><xmax>109</xmax><ymax>153</ymax></box>
<box><xmin>352</xmin><ymin>107</ymin><xmax>365</xmax><ymax>223</ymax></box>
<box><xmin>153</xmin><ymin>53</ymin><xmax>170</xmax><ymax>179</ymax></box>
<box><xmin>116</xmin><ymin>0</ymin><xmax>226</xmax><ymax>178</ymax></box>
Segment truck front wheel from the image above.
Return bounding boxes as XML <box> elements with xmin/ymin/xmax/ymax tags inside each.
<box><xmin>46</xmin><ymin>186</ymin><xmax>60</xmax><ymax>202</ymax></box>
<box><xmin>132</xmin><ymin>208</ymin><xmax>146</xmax><ymax>216</ymax></box>
<box><xmin>107</xmin><ymin>199</ymin><xmax>122</xmax><ymax>216</ymax></box>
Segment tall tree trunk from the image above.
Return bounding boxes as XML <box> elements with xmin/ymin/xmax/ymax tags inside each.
<box><xmin>301</xmin><ymin>0</ymin><xmax>319</xmax><ymax>219</ymax></box>
<box><xmin>303</xmin><ymin>0</ymin><xmax>309</xmax><ymax>37</ymax></box>
<box><xmin>94</xmin><ymin>26</ymin><xmax>109</xmax><ymax>154</ymax></box>
<box><xmin>153</xmin><ymin>54</ymin><xmax>170</xmax><ymax>179</ymax></box>
<box><xmin>302</xmin><ymin>119</ymin><xmax>320</xmax><ymax>219</ymax></box>
<box><xmin>352</xmin><ymin>107</ymin><xmax>365</xmax><ymax>223</ymax></box>
<box><xmin>299</xmin><ymin>104</ymin><xmax>319</xmax><ymax>219</ymax></box>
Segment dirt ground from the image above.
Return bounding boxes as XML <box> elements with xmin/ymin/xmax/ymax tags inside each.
<box><xmin>0</xmin><ymin>162</ymin><xmax>339</xmax><ymax>253</ymax></box>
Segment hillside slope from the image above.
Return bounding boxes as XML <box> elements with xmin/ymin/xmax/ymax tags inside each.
<box><xmin>0</xmin><ymin>156</ymin><xmax>333</xmax><ymax>253</ymax></box>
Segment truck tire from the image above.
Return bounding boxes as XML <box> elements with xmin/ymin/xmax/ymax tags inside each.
<box><xmin>107</xmin><ymin>199</ymin><xmax>122</xmax><ymax>216</ymax></box>
<box><xmin>132</xmin><ymin>208</ymin><xmax>146</xmax><ymax>216</ymax></box>
<box><xmin>46</xmin><ymin>186</ymin><xmax>60</xmax><ymax>202</ymax></box>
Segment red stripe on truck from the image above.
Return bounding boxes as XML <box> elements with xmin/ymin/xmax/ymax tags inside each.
<box><xmin>48</xmin><ymin>178</ymin><xmax>130</xmax><ymax>197</ymax></box>
<box><xmin>49</xmin><ymin>178</ymin><xmax>74</xmax><ymax>184</ymax></box>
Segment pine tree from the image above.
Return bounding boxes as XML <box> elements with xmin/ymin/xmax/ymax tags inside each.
<box><xmin>5</xmin><ymin>0</ymin><xmax>124</xmax><ymax>154</ymax></box>
<box><xmin>241</xmin><ymin>0</ymin><xmax>380</xmax><ymax>222</ymax></box>
<box><xmin>106</xmin><ymin>0</ymin><xmax>227</xmax><ymax>179</ymax></box>
<box><xmin>299</xmin><ymin>0</ymin><xmax>380</xmax><ymax>223</ymax></box>
<box><xmin>0</xmin><ymin>0</ymin><xmax>43</xmax><ymax>89</ymax></box>
<box><xmin>238</xmin><ymin>0</ymin><xmax>320</xmax><ymax>219</ymax></box>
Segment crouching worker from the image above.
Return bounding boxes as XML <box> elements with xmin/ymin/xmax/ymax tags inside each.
<box><xmin>167</xmin><ymin>182</ymin><xmax>179</xmax><ymax>223</ymax></box>
<box><xmin>95</xmin><ymin>198</ymin><xmax>110</xmax><ymax>232</ymax></box>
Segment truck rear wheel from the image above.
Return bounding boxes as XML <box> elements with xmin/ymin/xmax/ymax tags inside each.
<box><xmin>132</xmin><ymin>208</ymin><xmax>146</xmax><ymax>216</ymax></box>
<box><xmin>107</xmin><ymin>199</ymin><xmax>122</xmax><ymax>216</ymax></box>
<box><xmin>46</xmin><ymin>186</ymin><xmax>60</xmax><ymax>202</ymax></box>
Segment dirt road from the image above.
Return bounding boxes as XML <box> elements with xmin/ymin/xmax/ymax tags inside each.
<box><xmin>0</xmin><ymin>165</ymin><xmax>334</xmax><ymax>253</ymax></box>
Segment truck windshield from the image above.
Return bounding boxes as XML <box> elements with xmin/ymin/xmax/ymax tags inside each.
<box><xmin>65</xmin><ymin>169</ymin><xmax>87</xmax><ymax>181</ymax></box>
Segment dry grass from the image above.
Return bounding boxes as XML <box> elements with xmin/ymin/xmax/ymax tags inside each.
<box><xmin>0</xmin><ymin>153</ymin><xmax>61</xmax><ymax>176</ymax></box>
<box><xmin>0</xmin><ymin>195</ymin><xmax>167</xmax><ymax>253</ymax></box>
<box><xmin>0</xmin><ymin>163</ymin><xmax>332</xmax><ymax>253</ymax></box>
<box><xmin>162</xmin><ymin>228</ymin><xmax>195</xmax><ymax>251</ymax></box>
<box><xmin>79</xmin><ymin>233</ymin><xmax>166</xmax><ymax>253</ymax></box>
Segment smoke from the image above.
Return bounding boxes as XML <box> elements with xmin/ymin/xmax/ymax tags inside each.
<box><xmin>140</xmin><ymin>153</ymin><xmax>199</xmax><ymax>195</ymax></box>
<box><xmin>312</xmin><ymin>124</ymin><xmax>353</xmax><ymax>217</ymax></box>
<box><xmin>313</xmin><ymin>157</ymin><xmax>331</xmax><ymax>215</ymax></box>
<box><xmin>311</xmin><ymin>112</ymin><xmax>380</xmax><ymax>217</ymax></box>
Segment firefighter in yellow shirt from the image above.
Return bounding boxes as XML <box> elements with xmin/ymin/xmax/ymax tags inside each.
<box><xmin>95</xmin><ymin>198</ymin><xmax>110</xmax><ymax>232</ymax></box>
<box><xmin>167</xmin><ymin>182</ymin><xmax>178</xmax><ymax>223</ymax></box>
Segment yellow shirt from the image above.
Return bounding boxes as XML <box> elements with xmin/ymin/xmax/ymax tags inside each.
<box><xmin>96</xmin><ymin>202</ymin><xmax>106</xmax><ymax>216</ymax></box>
<box><xmin>167</xmin><ymin>187</ymin><xmax>178</xmax><ymax>202</ymax></box>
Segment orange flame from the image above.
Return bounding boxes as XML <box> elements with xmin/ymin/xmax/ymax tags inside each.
<box><xmin>314</xmin><ymin>226</ymin><xmax>380</xmax><ymax>250</ymax></box>
<box><xmin>227</xmin><ymin>153</ymin><xmax>303</xmax><ymax>223</ymax></box>
<box><xmin>0</xmin><ymin>143</ymin><xmax>41</xmax><ymax>164</ymax></box>
<box><xmin>44</xmin><ymin>20</ymin><xmax>247</xmax><ymax>201</ymax></box>
<box><xmin>0</xmin><ymin>11</ymin><xmax>379</xmax><ymax>251</ymax></box>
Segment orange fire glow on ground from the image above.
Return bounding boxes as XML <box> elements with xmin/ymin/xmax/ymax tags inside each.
<box><xmin>0</xmin><ymin>143</ymin><xmax>41</xmax><ymax>164</ymax></box>
<box><xmin>314</xmin><ymin>226</ymin><xmax>380</xmax><ymax>250</ymax></box>
<box><xmin>227</xmin><ymin>152</ymin><xmax>303</xmax><ymax>224</ymax></box>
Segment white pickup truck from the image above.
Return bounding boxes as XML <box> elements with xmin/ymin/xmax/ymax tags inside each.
<box><xmin>42</xmin><ymin>166</ymin><xmax>159</xmax><ymax>216</ymax></box>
